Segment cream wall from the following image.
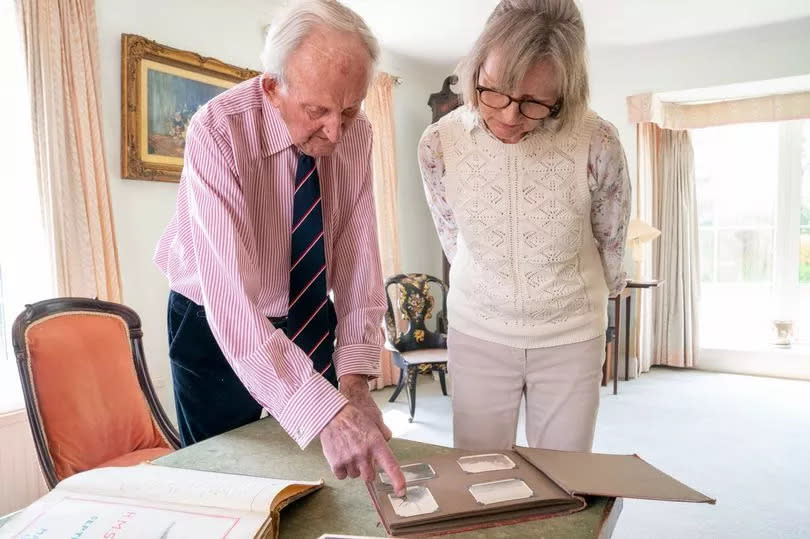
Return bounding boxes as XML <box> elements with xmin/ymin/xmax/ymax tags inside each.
<box><xmin>95</xmin><ymin>0</ymin><xmax>448</xmax><ymax>416</ymax></box>
<box><xmin>380</xmin><ymin>51</ymin><xmax>452</xmax><ymax>280</ymax></box>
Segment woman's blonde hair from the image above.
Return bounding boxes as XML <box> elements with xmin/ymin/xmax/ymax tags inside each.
<box><xmin>457</xmin><ymin>0</ymin><xmax>589</xmax><ymax>131</ymax></box>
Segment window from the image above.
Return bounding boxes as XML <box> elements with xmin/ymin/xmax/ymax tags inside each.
<box><xmin>800</xmin><ymin>121</ymin><xmax>810</xmax><ymax>343</ymax></box>
<box><xmin>0</xmin><ymin>4</ymin><xmax>54</xmax><ymax>411</ymax></box>
<box><xmin>0</xmin><ymin>267</ymin><xmax>7</xmax><ymax>361</ymax></box>
<box><xmin>693</xmin><ymin>120</ymin><xmax>810</xmax><ymax>350</ymax></box>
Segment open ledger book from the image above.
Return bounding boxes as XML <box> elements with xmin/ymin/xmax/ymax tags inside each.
<box><xmin>368</xmin><ymin>447</ymin><xmax>715</xmax><ymax>537</ymax></box>
<box><xmin>0</xmin><ymin>464</ymin><xmax>322</xmax><ymax>539</ymax></box>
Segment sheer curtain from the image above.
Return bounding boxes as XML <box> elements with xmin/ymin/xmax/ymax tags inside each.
<box><xmin>634</xmin><ymin>123</ymin><xmax>659</xmax><ymax>373</ymax></box>
<box><xmin>364</xmin><ymin>71</ymin><xmax>402</xmax><ymax>389</ymax></box>
<box><xmin>636</xmin><ymin>123</ymin><xmax>700</xmax><ymax>368</ymax></box>
<box><xmin>652</xmin><ymin>129</ymin><xmax>700</xmax><ymax>367</ymax></box>
<box><xmin>16</xmin><ymin>0</ymin><xmax>122</xmax><ymax>301</ymax></box>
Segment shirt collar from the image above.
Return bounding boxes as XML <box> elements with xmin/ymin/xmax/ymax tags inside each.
<box><xmin>259</xmin><ymin>81</ymin><xmax>294</xmax><ymax>157</ymax></box>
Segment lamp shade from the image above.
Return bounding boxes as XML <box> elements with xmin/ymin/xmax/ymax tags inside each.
<box><xmin>626</xmin><ymin>219</ymin><xmax>661</xmax><ymax>246</ymax></box>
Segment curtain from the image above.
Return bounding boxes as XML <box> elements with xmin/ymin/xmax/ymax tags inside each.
<box><xmin>16</xmin><ymin>0</ymin><xmax>122</xmax><ymax>301</ymax></box>
<box><xmin>628</xmin><ymin>91</ymin><xmax>810</xmax><ymax>130</ymax></box>
<box><xmin>634</xmin><ymin>124</ymin><xmax>659</xmax><ymax>374</ymax></box>
<box><xmin>364</xmin><ymin>72</ymin><xmax>402</xmax><ymax>390</ymax></box>
<box><xmin>643</xmin><ymin>126</ymin><xmax>700</xmax><ymax>367</ymax></box>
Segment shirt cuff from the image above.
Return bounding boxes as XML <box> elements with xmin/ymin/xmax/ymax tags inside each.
<box><xmin>276</xmin><ymin>373</ymin><xmax>348</xmax><ymax>449</ymax></box>
<box><xmin>333</xmin><ymin>343</ymin><xmax>382</xmax><ymax>381</ymax></box>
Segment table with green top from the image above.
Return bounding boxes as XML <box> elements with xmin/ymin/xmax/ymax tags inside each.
<box><xmin>1</xmin><ymin>419</ymin><xmax>621</xmax><ymax>537</ymax></box>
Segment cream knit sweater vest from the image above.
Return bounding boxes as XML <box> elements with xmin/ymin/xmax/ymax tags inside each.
<box><xmin>438</xmin><ymin>107</ymin><xmax>608</xmax><ymax>348</ymax></box>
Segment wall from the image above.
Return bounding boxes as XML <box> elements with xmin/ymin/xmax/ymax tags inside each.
<box><xmin>0</xmin><ymin>410</ymin><xmax>47</xmax><ymax>513</ymax></box>
<box><xmin>379</xmin><ymin>51</ymin><xmax>454</xmax><ymax>279</ymax></box>
<box><xmin>589</xmin><ymin>17</ymin><xmax>810</xmax><ymax>187</ymax></box>
<box><xmin>95</xmin><ymin>0</ymin><xmax>447</xmax><ymax>416</ymax></box>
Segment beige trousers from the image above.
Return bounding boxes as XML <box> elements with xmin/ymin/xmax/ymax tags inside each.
<box><xmin>448</xmin><ymin>328</ymin><xmax>605</xmax><ymax>451</ymax></box>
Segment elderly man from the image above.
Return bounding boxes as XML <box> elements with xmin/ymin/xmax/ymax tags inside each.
<box><xmin>154</xmin><ymin>0</ymin><xmax>405</xmax><ymax>495</ymax></box>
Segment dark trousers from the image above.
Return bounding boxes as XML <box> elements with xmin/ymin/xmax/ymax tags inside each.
<box><xmin>167</xmin><ymin>291</ymin><xmax>338</xmax><ymax>446</ymax></box>
<box><xmin>168</xmin><ymin>291</ymin><xmax>263</xmax><ymax>446</ymax></box>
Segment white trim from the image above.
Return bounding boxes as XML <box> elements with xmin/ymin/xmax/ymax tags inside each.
<box><xmin>0</xmin><ymin>409</ymin><xmax>27</xmax><ymax>429</ymax></box>
<box><xmin>773</xmin><ymin>121</ymin><xmax>803</xmax><ymax>320</ymax></box>
<box><xmin>698</xmin><ymin>346</ymin><xmax>810</xmax><ymax>381</ymax></box>
<box><xmin>0</xmin><ymin>361</ymin><xmax>23</xmax><ymax>416</ymax></box>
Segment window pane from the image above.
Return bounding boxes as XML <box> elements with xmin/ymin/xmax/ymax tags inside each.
<box><xmin>716</xmin><ymin>229</ymin><xmax>773</xmax><ymax>283</ymax></box>
<box><xmin>800</xmin><ymin>284</ymin><xmax>810</xmax><ymax>344</ymax></box>
<box><xmin>691</xmin><ymin>123</ymin><xmax>778</xmax><ymax>228</ymax></box>
<box><xmin>801</xmin><ymin>229</ymin><xmax>810</xmax><ymax>284</ymax></box>
<box><xmin>697</xmin><ymin>180</ymin><xmax>714</xmax><ymax>226</ymax></box>
<box><xmin>700</xmin><ymin>284</ymin><xmax>772</xmax><ymax>349</ymax></box>
<box><xmin>802</xmin><ymin>121</ymin><xmax>810</xmax><ymax>227</ymax></box>
<box><xmin>699</xmin><ymin>229</ymin><xmax>715</xmax><ymax>282</ymax></box>
<box><xmin>0</xmin><ymin>267</ymin><xmax>6</xmax><ymax>361</ymax></box>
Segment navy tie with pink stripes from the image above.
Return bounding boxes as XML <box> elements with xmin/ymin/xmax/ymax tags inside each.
<box><xmin>288</xmin><ymin>153</ymin><xmax>337</xmax><ymax>387</ymax></box>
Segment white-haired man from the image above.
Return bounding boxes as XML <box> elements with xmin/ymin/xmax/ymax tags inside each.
<box><xmin>155</xmin><ymin>0</ymin><xmax>405</xmax><ymax>494</ymax></box>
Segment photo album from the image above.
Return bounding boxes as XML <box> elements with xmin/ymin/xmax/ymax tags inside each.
<box><xmin>367</xmin><ymin>446</ymin><xmax>715</xmax><ymax>537</ymax></box>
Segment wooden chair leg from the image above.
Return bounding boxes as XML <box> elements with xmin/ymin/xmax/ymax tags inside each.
<box><xmin>601</xmin><ymin>339</ymin><xmax>609</xmax><ymax>386</ymax></box>
<box><xmin>603</xmin><ymin>339</ymin><xmax>614</xmax><ymax>389</ymax></box>
<box><xmin>437</xmin><ymin>368</ymin><xmax>448</xmax><ymax>396</ymax></box>
<box><xmin>406</xmin><ymin>366</ymin><xmax>417</xmax><ymax>423</ymax></box>
<box><xmin>389</xmin><ymin>367</ymin><xmax>406</xmax><ymax>402</ymax></box>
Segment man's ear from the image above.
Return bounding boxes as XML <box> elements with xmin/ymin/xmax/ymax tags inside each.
<box><xmin>262</xmin><ymin>74</ymin><xmax>283</xmax><ymax>107</ymax></box>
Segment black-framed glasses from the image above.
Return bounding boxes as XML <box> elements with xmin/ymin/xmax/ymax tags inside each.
<box><xmin>476</xmin><ymin>85</ymin><xmax>561</xmax><ymax>120</ymax></box>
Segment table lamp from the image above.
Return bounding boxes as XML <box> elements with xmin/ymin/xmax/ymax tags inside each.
<box><xmin>626</xmin><ymin>219</ymin><xmax>661</xmax><ymax>282</ymax></box>
<box><xmin>626</xmin><ymin>219</ymin><xmax>661</xmax><ymax>262</ymax></box>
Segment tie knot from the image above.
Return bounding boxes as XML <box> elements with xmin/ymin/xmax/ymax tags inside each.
<box><xmin>299</xmin><ymin>154</ymin><xmax>315</xmax><ymax>169</ymax></box>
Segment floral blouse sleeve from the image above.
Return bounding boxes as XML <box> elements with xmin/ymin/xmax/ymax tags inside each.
<box><xmin>418</xmin><ymin>123</ymin><xmax>458</xmax><ymax>262</ymax></box>
<box><xmin>588</xmin><ymin>118</ymin><xmax>632</xmax><ymax>295</ymax></box>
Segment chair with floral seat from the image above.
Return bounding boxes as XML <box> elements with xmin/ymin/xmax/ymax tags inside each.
<box><xmin>384</xmin><ymin>274</ymin><xmax>449</xmax><ymax>423</ymax></box>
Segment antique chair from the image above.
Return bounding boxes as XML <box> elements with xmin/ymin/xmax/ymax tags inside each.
<box><xmin>384</xmin><ymin>274</ymin><xmax>449</xmax><ymax>423</ymax></box>
<box><xmin>12</xmin><ymin>298</ymin><xmax>180</xmax><ymax>488</ymax></box>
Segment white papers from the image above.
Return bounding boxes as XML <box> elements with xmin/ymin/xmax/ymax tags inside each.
<box><xmin>0</xmin><ymin>494</ymin><xmax>268</xmax><ymax>538</ymax></box>
<box><xmin>388</xmin><ymin>486</ymin><xmax>439</xmax><ymax>517</ymax></box>
<box><xmin>457</xmin><ymin>454</ymin><xmax>516</xmax><ymax>474</ymax></box>
<box><xmin>469</xmin><ymin>479</ymin><xmax>534</xmax><ymax>505</ymax></box>
<box><xmin>0</xmin><ymin>465</ymin><xmax>323</xmax><ymax>539</ymax></box>
<box><xmin>379</xmin><ymin>463</ymin><xmax>436</xmax><ymax>486</ymax></box>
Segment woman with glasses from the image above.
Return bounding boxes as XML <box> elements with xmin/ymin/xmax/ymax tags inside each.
<box><xmin>418</xmin><ymin>0</ymin><xmax>630</xmax><ymax>451</ymax></box>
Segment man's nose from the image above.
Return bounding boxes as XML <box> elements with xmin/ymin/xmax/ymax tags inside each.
<box><xmin>322</xmin><ymin>113</ymin><xmax>343</xmax><ymax>143</ymax></box>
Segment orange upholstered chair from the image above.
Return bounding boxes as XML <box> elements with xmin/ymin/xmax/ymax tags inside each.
<box><xmin>12</xmin><ymin>298</ymin><xmax>180</xmax><ymax>488</ymax></box>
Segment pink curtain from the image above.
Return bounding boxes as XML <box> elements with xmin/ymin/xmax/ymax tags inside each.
<box><xmin>364</xmin><ymin>72</ymin><xmax>402</xmax><ymax>390</ymax></box>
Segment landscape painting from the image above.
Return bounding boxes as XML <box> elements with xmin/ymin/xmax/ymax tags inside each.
<box><xmin>121</xmin><ymin>34</ymin><xmax>259</xmax><ymax>182</ymax></box>
<box><xmin>142</xmin><ymin>61</ymin><xmax>232</xmax><ymax>163</ymax></box>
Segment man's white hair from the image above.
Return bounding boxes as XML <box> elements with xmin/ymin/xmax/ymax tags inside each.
<box><xmin>260</xmin><ymin>0</ymin><xmax>379</xmax><ymax>86</ymax></box>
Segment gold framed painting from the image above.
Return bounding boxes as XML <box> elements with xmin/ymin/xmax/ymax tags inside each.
<box><xmin>121</xmin><ymin>34</ymin><xmax>260</xmax><ymax>182</ymax></box>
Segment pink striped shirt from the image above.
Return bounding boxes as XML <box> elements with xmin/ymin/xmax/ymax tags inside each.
<box><xmin>154</xmin><ymin>77</ymin><xmax>385</xmax><ymax>448</ymax></box>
